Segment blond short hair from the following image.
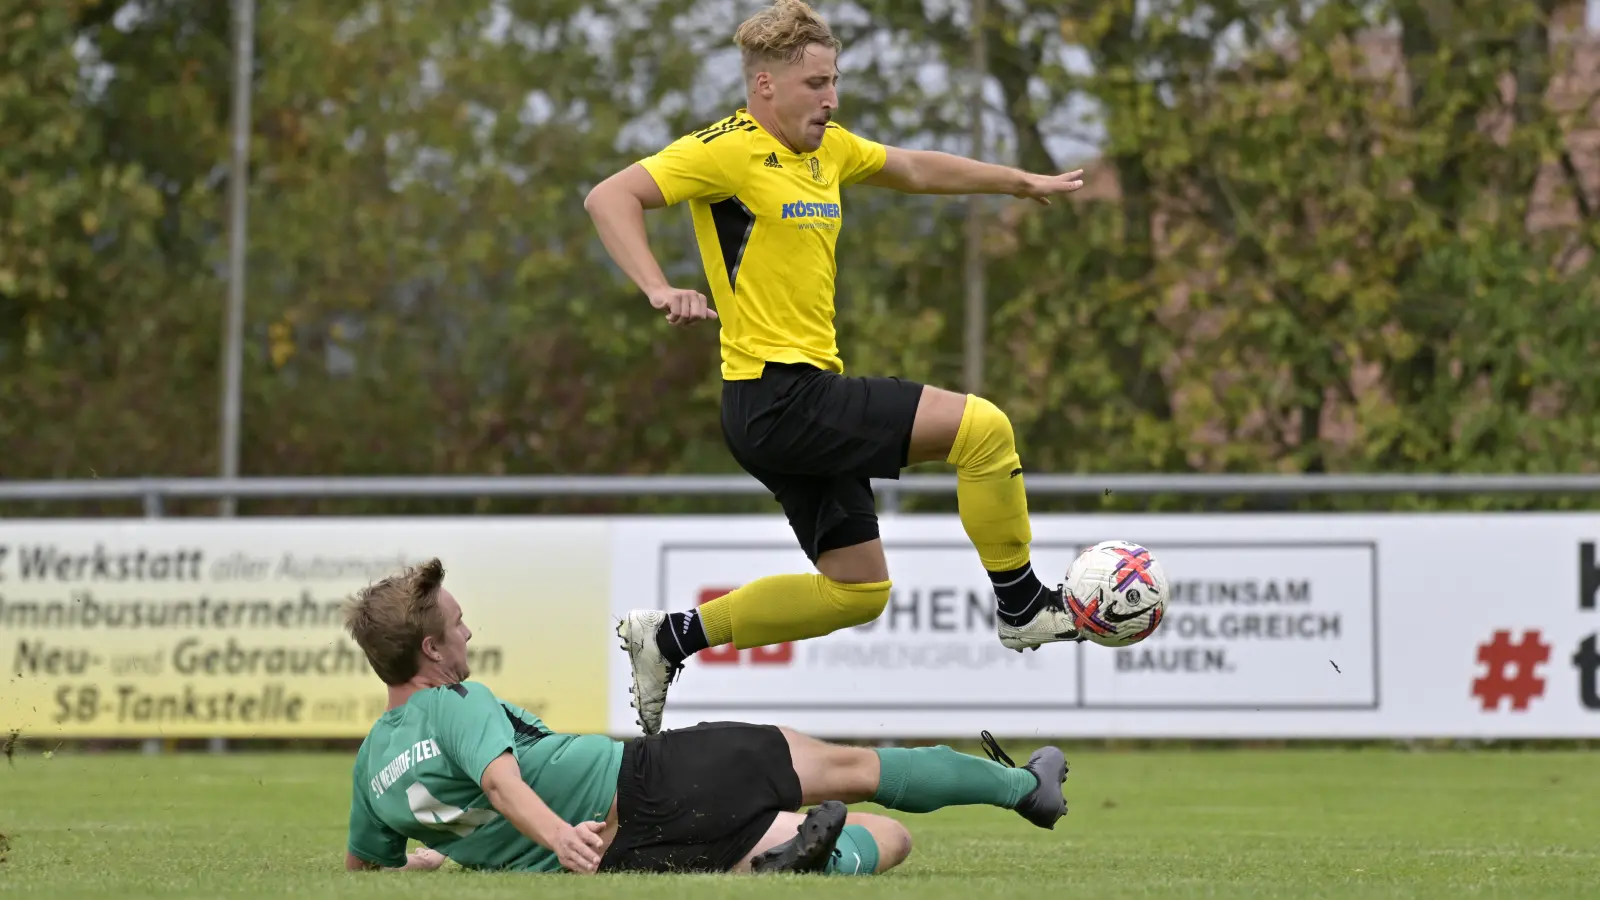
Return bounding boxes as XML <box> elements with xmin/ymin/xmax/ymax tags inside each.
<box><xmin>344</xmin><ymin>557</ymin><xmax>448</xmax><ymax>685</ymax></box>
<box><xmin>734</xmin><ymin>0</ymin><xmax>840</xmax><ymax>77</ymax></box>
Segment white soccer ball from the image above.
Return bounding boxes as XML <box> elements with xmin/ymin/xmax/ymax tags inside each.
<box><xmin>1062</xmin><ymin>540</ymin><xmax>1169</xmax><ymax>648</ymax></box>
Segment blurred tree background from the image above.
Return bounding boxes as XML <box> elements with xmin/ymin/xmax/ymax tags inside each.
<box><xmin>3</xmin><ymin>0</ymin><xmax>1599</xmax><ymax>517</ymax></box>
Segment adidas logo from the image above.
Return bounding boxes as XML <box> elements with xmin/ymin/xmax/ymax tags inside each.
<box><xmin>763</xmin><ymin>152</ymin><xmax>782</xmax><ymax>169</ymax></box>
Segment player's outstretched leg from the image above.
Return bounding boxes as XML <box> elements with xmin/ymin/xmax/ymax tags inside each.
<box><xmin>911</xmin><ymin>388</ymin><xmax>1079</xmax><ymax>652</ymax></box>
<box><xmin>781</xmin><ymin>727</ymin><xmax>1069</xmax><ymax>830</ymax></box>
<box><xmin>617</xmin><ymin>566</ymin><xmax>889</xmax><ymax>734</ymax></box>
<box><xmin>730</xmin><ymin>727</ymin><xmax>1066</xmax><ymax>878</ymax></box>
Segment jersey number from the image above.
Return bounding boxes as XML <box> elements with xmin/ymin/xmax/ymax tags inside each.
<box><xmin>406</xmin><ymin>783</ymin><xmax>500</xmax><ymax>838</ymax></box>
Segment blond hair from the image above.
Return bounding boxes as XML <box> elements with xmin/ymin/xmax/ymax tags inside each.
<box><xmin>343</xmin><ymin>557</ymin><xmax>448</xmax><ymax>685</ymax></box>
<box><xmin>734</xmin><ymin>0</ymin><xmax>840</xmax><ymax>76</ymax></box>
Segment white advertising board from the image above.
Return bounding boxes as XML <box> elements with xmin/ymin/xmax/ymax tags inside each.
<box><xmin>4</xmin><ymin>510</ymin><xmax>1597</xmax><ymax>742</ymax></box>
<box><xmin>609</xmin><ymin>513</ymin><xmax>1600</xmax><ymax>740</ymax></box>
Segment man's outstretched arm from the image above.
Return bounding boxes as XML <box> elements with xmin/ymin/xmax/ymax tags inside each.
<box><xmin>860</xmin><ymin>147</ymin><xmax>1083</xmax><ymax>204</ymax></box>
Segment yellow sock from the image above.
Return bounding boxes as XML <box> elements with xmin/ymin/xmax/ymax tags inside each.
<box><xmin>698</xmin><ymin>574</ymin><xmax>891</xmax><ymax>649</ymax></box>
<box><xmin>946</xmin><ymin>393</ymin><xmax>1033</xmax><ymax>572</ymax></box>
<box><xmin>697</xmin><ymin>597</ymin><xmax>734</xmax><ymax>646</ymax></box>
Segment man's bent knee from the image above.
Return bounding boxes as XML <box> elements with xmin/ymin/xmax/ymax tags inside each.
<box><xmin>879</xmin><ymin>820</ymin><xmax>912</xmax><ymax>871</ymax></box>
<box><xmin>844</xmin><ymin>814</ymin><xmax>912</xmax><ymax>873</ymax></box>
<box><xmin>816</xmin><ymin>539</ymin><xmax>890</xmax><ymax>585</ymax></box>
<box><xmin>945</xmin><ymin>394</ymin><xmax>1019</xmax><ymax>476</ymax></box>
<box><xmin>823</xmin><ymin>578</ymin><xmax>889</xmax><ymax>630</ymax></box>
<box><xmin>906</xmin><ymin>386</ymin><xmax>972</xmax><ymax>465</ymax></box>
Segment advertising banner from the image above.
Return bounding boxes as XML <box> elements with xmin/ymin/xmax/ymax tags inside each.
<box><xmin>608</xmin><ymin>513</ymin><xmax>1600</xmax><ymax>740</ymax></box>
<box><xmin>7</xmin><ymin>511</ymin><xmax>1600</xmax><ymax>741</ymax></box>
<box><xmin>0</xmin><ymin>518</ymin><xmax>612</xmax><ymax>738</ymax></box>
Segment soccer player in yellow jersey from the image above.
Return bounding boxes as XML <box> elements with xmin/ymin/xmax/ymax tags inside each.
<box><xmin>585</xmin><ymin>0</ymin><xmax>1088</xmax><ymax>735</ymax></box>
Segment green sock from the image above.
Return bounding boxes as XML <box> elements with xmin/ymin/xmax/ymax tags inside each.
<box><xmin>871</xmin><ymin>746</ymin><xmax>1037</xmax><ymax>812</ymax></box>
<box><xmin>823</xmin><ymin>824</ymin><xmax>879</xmax><ymax>876</ymax></box>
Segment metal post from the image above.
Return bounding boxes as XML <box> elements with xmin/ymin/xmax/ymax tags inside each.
<box><xmin>219</xmin><ymin>0</ymin><xmax>255</xmax><ymax>519</ymax></box>
<box><xmin>962</xmin><ymin>0</ymin><xmax>988</xmax><ymax>396</ymax></box>
<box><xmin>210</xmin><ymin>0</ymin><xmax>255</xmax><ymax>756</ymax></box>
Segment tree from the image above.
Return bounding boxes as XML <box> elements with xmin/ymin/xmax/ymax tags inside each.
<box><xmin>6</xmin><ymin>0</ymin><xmax>1599</xmax><ymax>517</ymax></box>
<box><xmin>0</xmin><ymin>1</ymin><xmax>215</xmax><ymax>494</ymax></box>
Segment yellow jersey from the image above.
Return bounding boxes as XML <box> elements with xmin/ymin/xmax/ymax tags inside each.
<box><xmin>636</xmin><ymin>109</ymin><xmax>887</xmax><ymax>380</ymax></box>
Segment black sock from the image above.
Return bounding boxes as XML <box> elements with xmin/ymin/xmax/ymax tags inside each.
<box><xmin>655</xmin><ymin>610</ymin><xmax>710</xmax><ymax>664</ymax></box>
<box><xmin>988</xmin><ymin>563</ymin><xmax>1052</xmax><ymax>627</ymax></box>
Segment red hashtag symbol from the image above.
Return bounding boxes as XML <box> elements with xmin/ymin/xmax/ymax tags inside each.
<box><xmin>1471</xmin><ymin>629</ymin><xmax>1550</xmax><ymax>712</ymax></box>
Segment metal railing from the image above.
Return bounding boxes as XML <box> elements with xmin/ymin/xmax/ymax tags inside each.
<box><xmin>4</xmin><ymin>473</ymin><xmax>1600</xmax><ymax>517</ymax></box>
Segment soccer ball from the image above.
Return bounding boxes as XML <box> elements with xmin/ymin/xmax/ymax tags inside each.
<box><xmin>1062</xmin><ymin>540</ymin><xmax>1169</xmax><ymax>648</ymax></box>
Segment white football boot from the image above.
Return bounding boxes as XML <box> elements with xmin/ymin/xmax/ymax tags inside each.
<box><xmin>615</xmin><ymin>610</ymin><xmax>682</xmax><ymax>735</ymax></box>
<box><xmin>996</xmin><ymin>583</ymin><xmax>1084</xmax><ymax>651</ymax></box>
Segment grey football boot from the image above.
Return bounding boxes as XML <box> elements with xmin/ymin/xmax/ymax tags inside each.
<box><xmin>980</xmin><ymin>730</ymin><xmax>1069</xmax><ymax>829</ymax></box>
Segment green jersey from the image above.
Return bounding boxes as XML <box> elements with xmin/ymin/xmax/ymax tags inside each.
<box><xmin>345</xmin><ymin>680</ymin><xmax>623</xmax><ymax>872</ymax></box>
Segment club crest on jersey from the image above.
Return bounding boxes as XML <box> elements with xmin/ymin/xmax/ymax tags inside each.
<box><xmin>806</xmin><ymin>157</ymin><xmax>827</xmax><ymax>184</ymax></box>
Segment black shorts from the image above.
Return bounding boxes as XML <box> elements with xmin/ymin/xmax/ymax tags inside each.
<box><xmin>598</xmin><ymin>721</ymin><xmax>802</xmax><ymax>874</ymax></box>
<box><xmin>721</xmin><ymin>362</ymin><xmax>926</xmax><ymax>562</ymax></box>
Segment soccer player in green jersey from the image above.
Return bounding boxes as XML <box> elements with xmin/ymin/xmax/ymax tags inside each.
<box><xmin>340</xmin><ymin>559</ymin><xmax>1070</xmax><ymax>877</ymax></box>
<box><xmin>585</xmin><ymin>0</ymin><xmax>1091</xmax><ymax>736</ymax></box>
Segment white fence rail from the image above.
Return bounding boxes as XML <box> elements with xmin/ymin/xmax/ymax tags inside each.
<box><xmin>5</xmin><ymin>473</ymin><xmax>1600</xmax><ymax>517</ymax></box>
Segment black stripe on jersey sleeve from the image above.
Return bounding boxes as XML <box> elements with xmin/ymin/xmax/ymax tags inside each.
<box><xmin>710</xmin><ymin>196</ymin><xmax>755</xmax><ymax>293</ymax></box>
<box><xmin>691</xmin><ymin>114</ymin><xmax>738</xmax><ymax>139</ymax></box>
<box><xmin>695</xmin><ymin>116</ymin><xmax>756</xmax><ymax>144</ymax></box>
<box><xmin>503</xmin><ymin>705</ymin><xmax>549</xmax><ymax>748</ymax></box>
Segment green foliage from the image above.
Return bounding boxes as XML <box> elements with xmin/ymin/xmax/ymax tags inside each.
<box><xmin>3</xmin><ymin>0</ymin><xmax>1598</xmax><ymax>515</ymax></box>
<box><xmin>861</xmin><ymin>0</ymin><xmax>1600</xmax><ymax>513</ymax></box>
<box><xmin>0</xmin><ymin>0</ymin><xmax>218</xmax><ymax>481</ymax></box>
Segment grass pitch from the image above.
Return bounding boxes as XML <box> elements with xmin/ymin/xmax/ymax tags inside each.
<box><xmin>0</xmin><ymin>744</ymin><xmax>1594</xmax><ymax>898</ymax></box>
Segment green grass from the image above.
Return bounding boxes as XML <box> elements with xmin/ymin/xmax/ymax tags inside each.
<box><xmin>0</xmin><ymin>746</ymin><xmax>1595</xmax><ymax>898</ymax></box>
